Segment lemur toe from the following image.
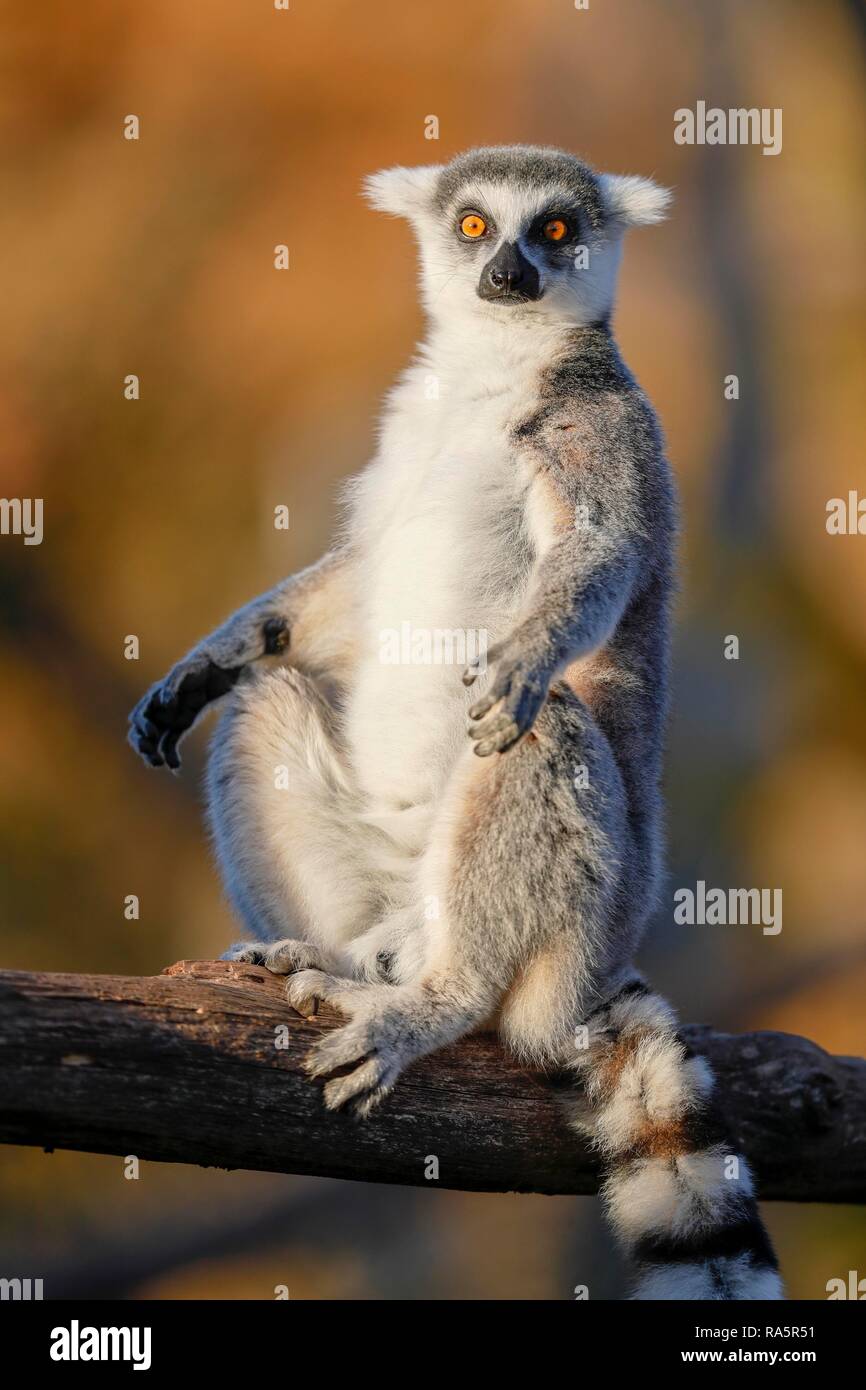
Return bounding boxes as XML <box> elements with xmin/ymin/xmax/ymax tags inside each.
<box><xmin>324</xmin><ymin>1058</ymin><xmax>394</xmax><ymax>1117</ymax></box>
<box><xmin>158</xmin><ymin>727</ymin><xmax>182</xmax><ymax>771</ymax></box>
<box><xmin>468</xmin><ymin>691</ymin><xmax>499</xmax><ymax>720</ymax></box>
<box><xmin>222</xmin><ymin>942</ymin><xmax>267</xmax><ymax>965</ymax></box>
<box><xmin>468</xmin><ymin>710</ymin><xmax>512</xmax><ymax>741</ymax></box>
<box><xmin>224</xmin><ymin>939</ymin><xmax>322</xmax><ymax>974</ymax></box>
<box><xmin>470</xmin><ymin>712</ymin><xmax>521</xmax><ymax>755</ymax></box>
<box><xmin>304</xmin><ymin>1023</ymin><xmax>370</xmax><ymax>1079</ymax></box>
<box><xmin>285</xmin><ymin>968</ymin><xmax>359</xmax><ymax>1019</ymax></box>
<box><xmin>128</xmin><ymin>701</ymin><xmax>164</xmax><ymax>765</ymax></box>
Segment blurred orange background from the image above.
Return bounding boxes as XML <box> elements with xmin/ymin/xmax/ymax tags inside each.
<box><xmin>0</xmin><ymin>0</ymin><xmax>864</xmax><ymax>1298</ymax></box>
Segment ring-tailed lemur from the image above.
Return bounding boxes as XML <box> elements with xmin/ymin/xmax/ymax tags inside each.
<box><xmin>130</xmin><ymin>145</ymin><xmax>783</xmax><ymax>1301</ymax></box>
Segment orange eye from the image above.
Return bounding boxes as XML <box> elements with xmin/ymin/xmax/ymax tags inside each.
<box><xmin>460</xmin><ymin>213</ymin><xmax>487</xmax><ymax>239</ymax></box>
<box><xmin>544</xmin><ymin>218</ymin><xmax>568</xmax><ymax>242</ymax></box>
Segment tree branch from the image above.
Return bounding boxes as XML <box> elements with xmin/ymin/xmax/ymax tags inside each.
<box><xmin>0</xmin><ymin>960</ymin><xmax>863</xmax><ymax>1202</ymax></box>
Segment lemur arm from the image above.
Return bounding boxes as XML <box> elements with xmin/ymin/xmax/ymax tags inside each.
<box><xmin>129</xmin><ymin>547</ymin><xmax>357</xmax><ymax>770</ymax></box>
<box><xmin>466</xmin><ymin>395</ymin><xmax>647</xmax><ymax>755</ymax></box>
<box><xmin>508</xmin><ymin>525</ymin><xmax>639</xmax><ymax>670</ymax></box>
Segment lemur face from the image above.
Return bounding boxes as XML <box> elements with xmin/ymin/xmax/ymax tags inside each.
<box><xmin>365</xmin><ymin>145</ymin><xmax>670</xmax><ymax>328</ymax></box>
<box><xmin>449</xmin><ymin>182</ymin><xmax>596</xmax><ymax>310</ymax></box>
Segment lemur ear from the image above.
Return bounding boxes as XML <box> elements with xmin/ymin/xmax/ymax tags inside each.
<box><xmin>599</xmin><ymin>174</ymin><xmax>672</xmax><ymax>227</ymax></box>
<box><xmin>363</xmin><ymin>164</ymin><xmax>442</xmax><ymax>219</ymax></box>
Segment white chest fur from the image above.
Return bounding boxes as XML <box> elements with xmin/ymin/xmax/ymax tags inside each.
<box><xmin>343</xmin><ymin>323</ymin><xmax>567</xmax><ymax>815</ymax></box>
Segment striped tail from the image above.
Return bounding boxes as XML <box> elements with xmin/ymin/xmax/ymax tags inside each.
<box><xmin>567</xmin><ymin>977</ymin><xmax>784</xmax><ymax>1300</ymax></box>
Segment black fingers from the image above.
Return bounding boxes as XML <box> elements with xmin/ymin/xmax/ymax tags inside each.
<box><xmin>467</xmin><ymin>665</ymin><xmax>546</xmax><ymax>756</ymax></box>
<box><xmin>129</xmin><ymin>613</ymin><xmax>288</xmax><ymax>772</ymax></box>
<box><xmin>129</xmin><ymin>660</ymin><xmax>243</xmax><ymax>770</ymax></box>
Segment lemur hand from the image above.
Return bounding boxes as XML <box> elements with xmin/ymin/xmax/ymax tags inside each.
<box><xmin>463</xmin><ymin>631</ymin><xmax>552</xmax><ymax>756</ymax></box>
<box><xmin>128</xmin><ymin>615</ymin><xmax>289</xmax><ymax>770</ymax></box>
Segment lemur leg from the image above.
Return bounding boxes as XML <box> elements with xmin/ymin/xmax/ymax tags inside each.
<box><xmin>287</xmin><ymin>688</ymin><xmax>631</xmax><ymax>1113</ymax></box>
<box><xmin>289</xmin><ymin>682</ymin><xmax>776</xmax><ymax>1298</ymax></box>
<box><xmin>207</xmin><ymin>666</ymin><xmax>391</xmax><ymax>969</ymax></box>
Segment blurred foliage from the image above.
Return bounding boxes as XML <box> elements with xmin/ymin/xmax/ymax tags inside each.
<box><xmin>0</xmin><ymin>0</ymin><xmax>864</xmax><ymax>1299</ymax></box>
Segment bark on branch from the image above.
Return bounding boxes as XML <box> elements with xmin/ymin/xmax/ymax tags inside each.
<box><xmin>0</xmin><ymin>960</ymin><xmax>863</xmax><ymax>1202</ymax></box>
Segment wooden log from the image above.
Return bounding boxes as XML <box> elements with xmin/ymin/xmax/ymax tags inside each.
<box><xmin>0</xmin><ymin>960</ymin><xmax>863</xmax><ymax>1201</ymax></box>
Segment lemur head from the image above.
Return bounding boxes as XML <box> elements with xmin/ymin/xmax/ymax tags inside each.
<box><xmin>365</xmin><ymin>145</ymin><xmax>670</xmax><ymax>329</ymax></box>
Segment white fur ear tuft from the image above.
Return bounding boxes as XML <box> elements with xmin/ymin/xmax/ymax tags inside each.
<box><xmin>599</xmin><ymin>174</ymin><xmax>672</xmax><ymax>228</ymax></box>
<box><xmin>363</xmin><ymin>165</ymin><xmax>441</xmax><ymax>218</ymax></box>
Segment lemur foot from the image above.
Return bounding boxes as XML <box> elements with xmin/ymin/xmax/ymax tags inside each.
<box><xmin>285</xmin><ymin>971</ymin><xmax>421</xmax><ymax>1118</ymax></box>
<box><xmin>342</xmin><ymin>910</ymin><xmax>418</xmax><ymax>983</ymax></box>
<box><xmin>129</xmin><ymin>616</ymin><xmax>290</xmax><ymax>770</ymax></box>
<box><xmin>222</xmin><ymin>938</ymin><xmax>324</xmax><ymax>975</ymax></box>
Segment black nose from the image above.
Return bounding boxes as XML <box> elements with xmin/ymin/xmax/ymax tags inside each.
<box><xmin>478</xmin><ymin>241</ymin><xmax>541</xmax><ymax>302</ymax></box>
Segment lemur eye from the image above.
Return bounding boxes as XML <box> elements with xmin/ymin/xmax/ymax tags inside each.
<box><xmin>543</xmin><ymin>218</ymin><xmax>569</xmax><ymax>242</ymax></box>
<box><xmin>459</xmin><ymin>212</ymin><xmax>487</xmax><ymax>239</ymax></box>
